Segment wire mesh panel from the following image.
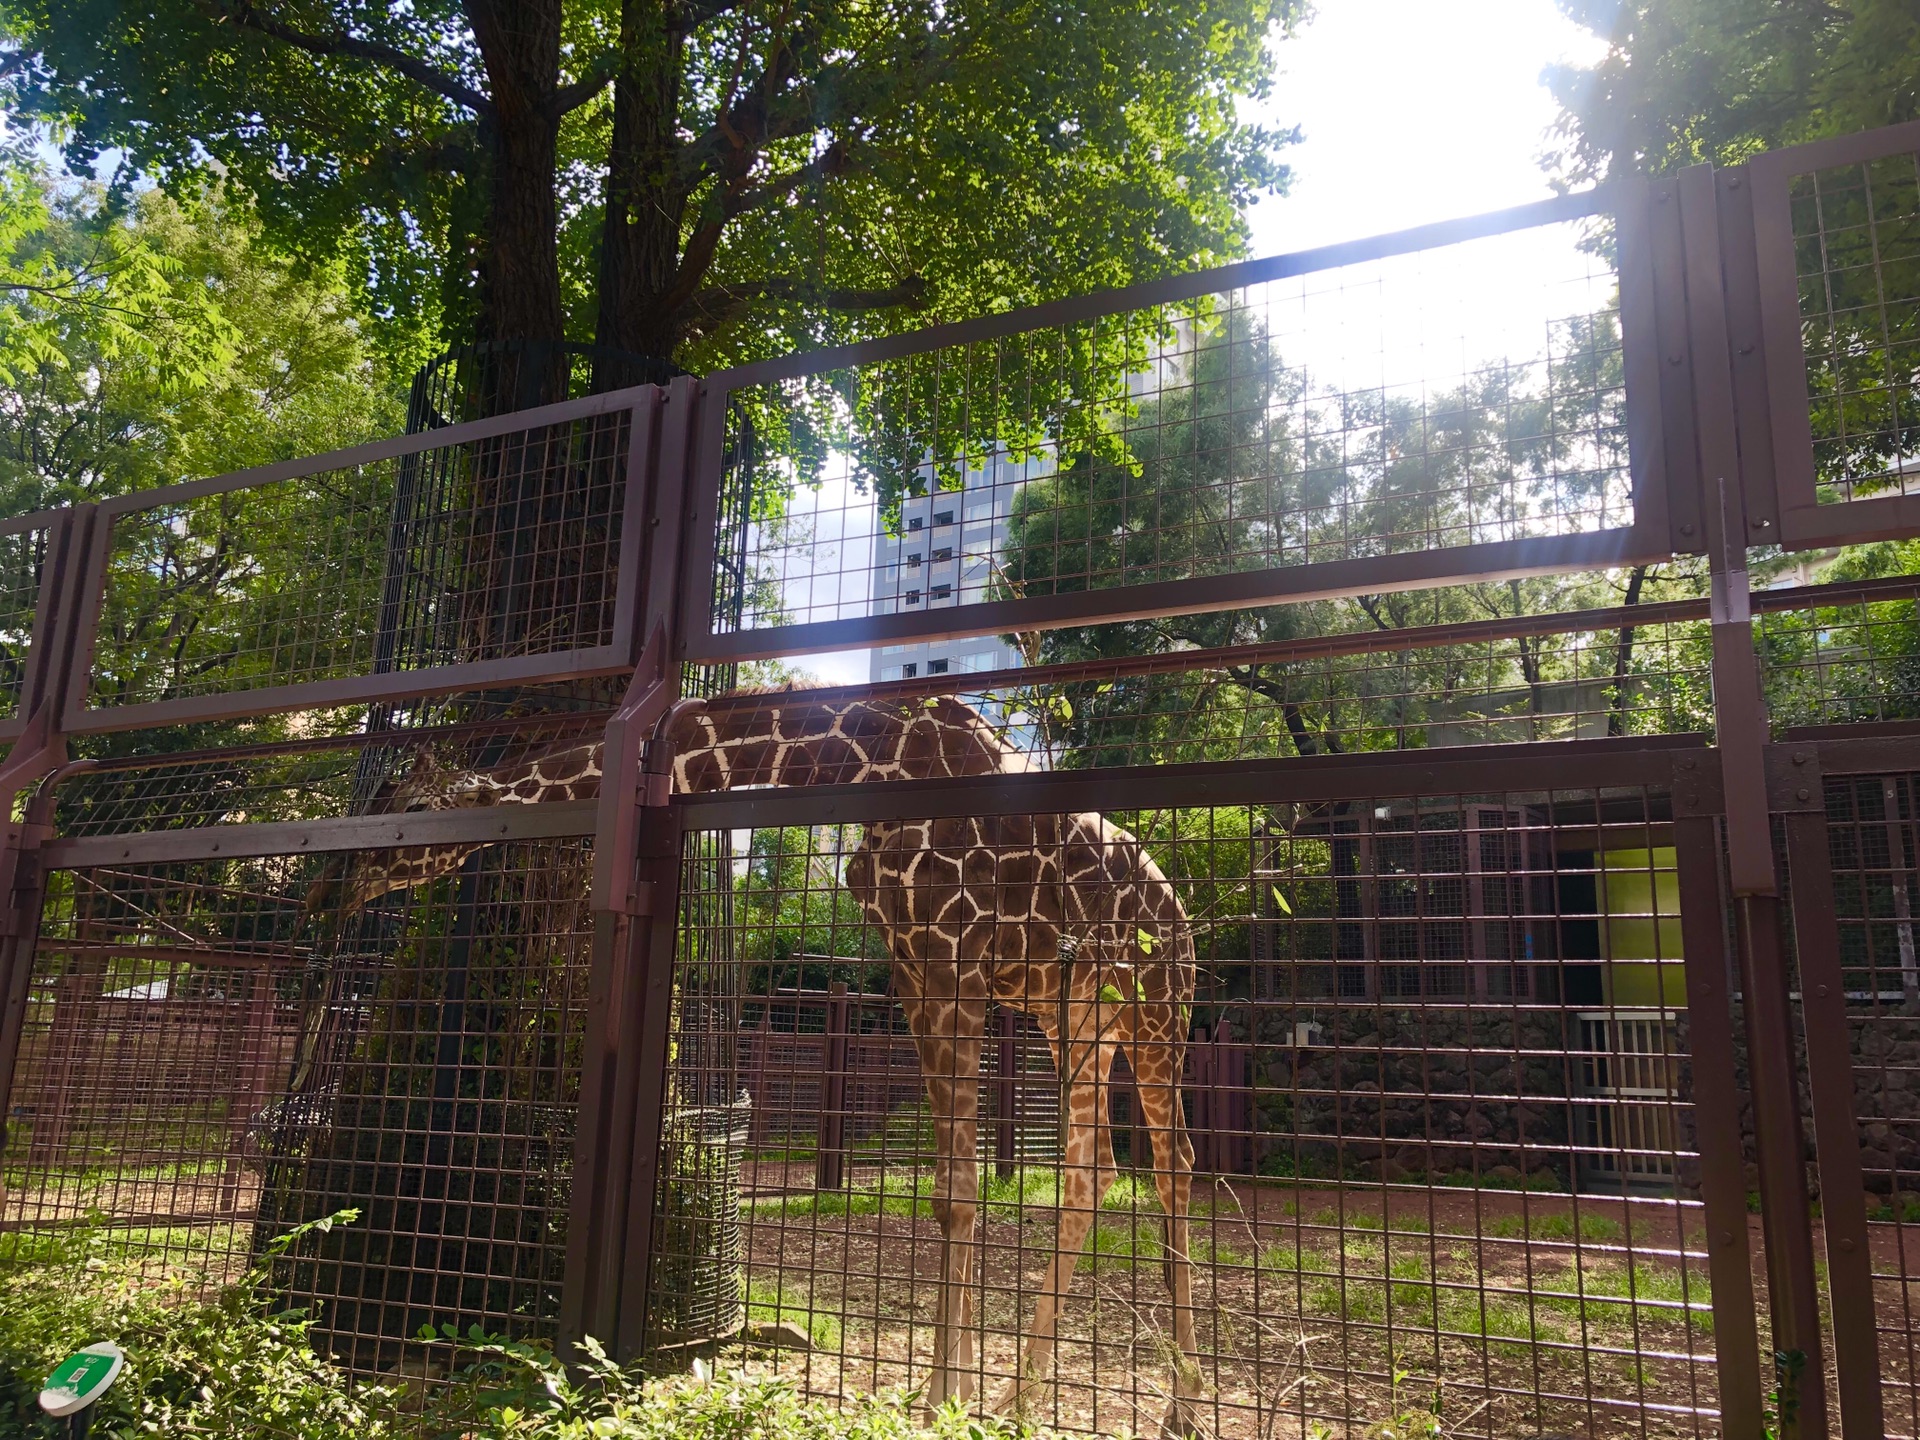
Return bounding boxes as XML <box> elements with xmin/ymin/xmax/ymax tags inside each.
<box><xmin>0</xmin><ymin>512</ymin><xmax>54</xmax><ymax>730</ymax></box>
<box><xmin>657</xmin><ymin>783</ymin><xmax>1718</xmax><ymax>1439</ymax></box>
<box><xmin>1758</xmin><ymin>576</ymin><xmax>1920</xmax><ymax>731</ymax></box>
<box><xmin>690</xmin><ymin>192</ymin><xmax>1665</xmax><ymax>662</ymax></box>
<box><xmin>1750</xmin><ymin>121</ymin><xmax>1920</xmax><ymax>546</ymax></box>
<box><xmin>1</xmin><ymin>835</ymin><xmax>597</xmax><ymax>1385</ymax></box>
<box><xmin>76</xmin><ymin>400</ymin><xmax>640</xmax><ymax>729</ymax></box>
<box><xmin>1820</xmin><ymin>771</ymin><xmax>1920</xmax><ymax>1436</ymax></box>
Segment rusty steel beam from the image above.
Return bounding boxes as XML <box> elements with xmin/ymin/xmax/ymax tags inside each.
<box><xmin>683</xmin><ymin>529</ymin><xmax>1670</xmax><ymax>665</ymax></box>
<box><xmin>62</xmin><ymin>647</ymin><xmax>637</xmax><ymax>736</ymax></box>
<box><xmin>1780</xmin><ymin>790</ymin><xmax>1885</xmax><ymax>1440</ymax></box>
<box><xmin>1672</xmin><ymin>815</ymin><xmax>1766</xmax><ymax>1438</ymax></box>
<box><xmin>38</xmin><ymin>800</ymin><xmax>599</xmax><ymax>869</ymax></box>
<box><xmin>676</xmin><ymin>734</ymin><xmax>1708</xmax><ymax>831</ymax></box>
<box><xmin>703</xmin><ymin>189</ymin><xmax>1613</xmax><ymax>397</ymax></box>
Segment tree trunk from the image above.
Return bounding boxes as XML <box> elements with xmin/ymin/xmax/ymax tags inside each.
<box><xmin>595</xmin><ymin>0</ymin><xmax>691</xmax><ymax>368</ymax></box>
<box><xmin>468</xmin><ymin>0</ymin><xmax>567</xmax><ymax>372</ymax></box>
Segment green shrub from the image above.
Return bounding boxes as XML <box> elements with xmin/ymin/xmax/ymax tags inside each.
<box><xmin>0</xmin><ymin>1217</ymin><xmax>397</xmax><ymax>1439</ymax></box>
<box><xmin>0</xmin><ymin>1221</ymin><xmax>1060</xmax><ymax>1440</ymax></box>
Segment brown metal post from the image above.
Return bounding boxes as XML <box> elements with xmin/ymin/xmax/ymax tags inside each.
<box><xmin>1674</xmin><ymin>814</ymin><xmax>1767</xmax><ymax>1437</ymax></box>
<box><xmin>613</xmin><ymin>777</ymin><xmax>692</xmax><ymax>1359</ymax></box>
<box><xmin>995</xmin><ymin>1008</ymin><xmax>1016</xmax><ymax>1179</ymax></box>
<box><xmin>1679</xmin><ymin>158</ymin><xmax>1830</xmax><ymax>1436</ymax></box>
<box><xmin>0</xmin><ymin>506</ymin><xmax>95</xmax><ymax>1172</ymax></box>
<box><xmin>1738</xmin><ymin>892</ymin><xmax>1828</xmax><ymax>1439</ymax></box>
<box><xmin>558</xmin><ymin>378</ymin><xmax>685</xmax><ymax>1355</ymax></box>
<box><xmin>816</xmin><ymin>981</ymin><xmax>849</xmax><ymax>1190</ymax></box>
<box><xmin>748</xmin><ymin>1018</ymin><xmax>771</xmax><ymax>1155</ymax></box>
<box><xmin>1783</xmin><ymin>797</ymin><xmax>1885</xmax><ymax>1440</ymax></box>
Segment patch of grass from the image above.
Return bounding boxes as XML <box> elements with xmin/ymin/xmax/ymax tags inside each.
<box><xmin>981</xmin><ymin>1166</ymin><xmax>1057</xmax><ymax>1222</ymax></box>
<box><xmin>1868</xmin><ymin>1195</ymin><xmax>1920</xmax><ymax>1223</ymax></box>
<box><xmin>746</xmin><ymin>1277</ymin><xmax>842</xmax><ymax>1352</ymax></box>
<box><xmin>1191</xmin><ymin>1234</ymin><xmax>1249</xmax><ymax>1267</ymax></box>
<box><xmin>1090</xmin><ymin>1219</ymin><xmax>1164</xmax><ymax>1265</ymax></box>
<box><xmin>1345</xmin><ymin>1209</ymin><xmax>1431</xmax><ymax>1235</ymax></box>
<box><xmin>1101</xmin><ymin>1173</ymin><xmax>1164</xmax><ymax>1213</ymax></box>
<box><xmin>1481</xmin><ymin>1211</ymin><xmax>1623</xmax><ymax>1242</ymax></box>
<box><xmin>745</xmin><ymin>1168</ymin><xmax>934</xmax><ymax>1221</ymax></box>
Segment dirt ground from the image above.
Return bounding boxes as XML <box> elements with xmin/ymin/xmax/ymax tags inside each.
<box><xmin>726</xmin><ymin>1163</ymin><xmax>1916</xmax><ymax>1439</ymax></box>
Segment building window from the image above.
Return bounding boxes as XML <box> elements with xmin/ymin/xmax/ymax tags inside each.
<box><xmin>902</xmin><ymin>662</ymin><xmax>917</xmax><ymax>678</ymax></box>
<box><xmin>934</xmin><ymin>510</ymin><xmax>954</xmax><ymax>527</ymax></box>
<box><xmin>932</xmin><ymin>546</ymin><xmax>953</xmax><ymax>562</ymax></box>
<box><xmin>907</xmin><ymin>516</ymin><xmax>924</xmax><ymax>532</ymax></box>
<box><xmin>928</xmin><ymin>658</ymin><xmax>949</xmax><ymax>675</ymax></box>
<box><xmin>880</xmin><ymin>644</ymin><xmax>910</xmax><ymax>655</ymax></box>
<box><xmin>952</xmin><ymin>651</ymin><xmax>998</xmax><ymax>673</ymax></box>
<box><xmin>906</xmin><ymin>552</ymin><xmax>922</xmax><ymax>567</ymax></box>
<box><xmin>905</xmin><ymin>589</ymin><xmax>921</xmax><ymax>605</ymax></box>
<box><xmin>931</xmin><ymin>584</ymin><xmax>952</xmax><ymax>601</ymax></box>
<box><xmin>880</xmin><ymin>664</ymin><xmax>904</xmax><ymax>680</ymax></box>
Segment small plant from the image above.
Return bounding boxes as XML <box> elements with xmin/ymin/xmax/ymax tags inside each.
<box><xmin>1764</xmin><ymin>1348</ymin><xmax>1807</xmax><ymax>1440</ymax></box>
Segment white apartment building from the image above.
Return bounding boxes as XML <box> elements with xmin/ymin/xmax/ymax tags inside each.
<box><xmin>868</xmin><ymin>450</ymin><xmax>1042</xmax><ymax>683</ymax></box>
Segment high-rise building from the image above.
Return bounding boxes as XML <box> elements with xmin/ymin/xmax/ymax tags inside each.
<box><xmin>868</xmin><ymin>450</ymin><xmax>1040</xmax><ymax>684</ymax></box>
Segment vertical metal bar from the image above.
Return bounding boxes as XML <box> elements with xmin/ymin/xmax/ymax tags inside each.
<box><xmin>1614</xmin><ymin>178</ymin><xmax>1678</xmax><ymax>551</ymax></box>
<box><xmin>614</xmin><ymin>798</ymin><xmax>688</xmax><ymax>1358</ymax></box>
<box><xmin>1674</xmin><ymin>814</ymin><xmax>1767</xmax><ymax>1437</ymax></box>
<box><xmin>559</xmin><ymin>384</ymin><xmax>681</xmax><ymax>1353</ymax></box>
<box><xmin>995</xmin><ymin>1009</ymin><xmax>1016</xmax><ymax>1180</ymax></box>
<box><xmin>1679</xmin><ymin>162</ymin><xmax>1775</xmax><ymax>900</ymax></box>
<box><xmin>1784</xmin><ymin>800</ymin><xmax>1885</xmax><ymax>1440</ymax></box>
<box><xmin>1715</xmin><ymin>165</ymin><xmax>1782</xmax><ymax>538</ymax></box>
<box><xmin>1644</xmin><ymin>176</ymin><xmax>1706</xmax><ymax>552</ymax></box>
<box><xmin>1738</xmin><ymin>889</ymin><xmax>1830</xmax><ymax>1440</ymax></box>
<box><xmin>818</xmin><ymin>980</ymin><xmax>848</xmax><ymax>1189</ymax></box>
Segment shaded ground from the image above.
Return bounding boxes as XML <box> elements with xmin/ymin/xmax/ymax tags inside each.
<box><xmin>725</xmin><ymin>1162</ymin><xmax>1915</xmax><ymax>1439</ymax></box>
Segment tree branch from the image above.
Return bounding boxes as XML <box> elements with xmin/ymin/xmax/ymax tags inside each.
<box><xmin>554</xmin><ymin>50</ymin><xmax>620</xmax><ymax>114</ymax></box>
<box><xmin>208</xmin><ymin>1</ymin><xmax>493</xmax><ymax>115</ymax></box>
<box><xmin>681</xmin><ymin>272</ymin><xmax>931</xmax><ymax>336</ymax></box>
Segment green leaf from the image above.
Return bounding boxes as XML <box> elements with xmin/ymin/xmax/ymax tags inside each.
<box><xmin>1136</xmin><ymin>927</ymin><xmax>1156</xmax><ymax>953</ymax></box>
<box><xmin>1272</xmin><ymin>884</ymin><xmax>1292</xmax><ymax>916</ymax></box>
<box><xmin>1097</xmin><ymin>983</ymin><xmax>1126</xmax><ymax>1005</ymax></box>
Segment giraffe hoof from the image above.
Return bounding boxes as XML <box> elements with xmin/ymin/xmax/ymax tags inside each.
<box><xmin>1158</xmin><ymin>1364</ymin><xmax>1205</xmax><ymax>1438</ymax></box>
<box><xmin>991</xmin><ymin>1374</ymin><xmax>1049</xmax><ymax>1423</ymax></box>
<box><xmin>1158</xmin><ymin>1396</ymin><xmax>1203</xmax><ymax>1440</ymax></box>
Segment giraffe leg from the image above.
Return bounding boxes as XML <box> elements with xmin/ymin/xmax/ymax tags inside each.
<box><xmin>995</xmin><ymin>1019</ymin><xmax>1118</xmax><ymax>1421</ymax></box>
<box><xmin>906</xmin><ymin>996</ymin><xmax>985</xmax><ymax>1415</ymax></box>
<box><xmin>1133</xmin><ymin>1034</ymin><xmax>1203</xmax><ymax>1438</ymax></box>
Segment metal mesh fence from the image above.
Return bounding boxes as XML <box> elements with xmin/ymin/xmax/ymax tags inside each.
<box><xmin>658</xmin><ymin>785</ymin><xmax>1719</xmax><ymax>1438</ymax></box>
<box><xmin>0</xmin><ymin>518</ymin><xmax>49</xmax><ymax>725</ymax></box>
<box><xmin>1820</xmin><ymin>770</ymin><xmax>1920</xmax><ymax>1435</ymax></box>
<box><xmin>713</xmin><ymin>210</ymin><xmax>1631</xmax><ymax>640</ymax></box>
<box><xmin>84</xmin><ymin>407</ymin><xmax>632</xmax><ymax>717</ymax></box>
<box><xmin>2</xmin><ymin>834</ymin><xmax>596</xmax><ymax>1385</ymax></box>
<box><xmin>1786</xmin><ymin>146</ymin><xmax>1920</xmax><ymax>506</ymax></box>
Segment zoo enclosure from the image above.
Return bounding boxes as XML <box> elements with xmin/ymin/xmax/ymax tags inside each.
<box><xmin>0</xmin><ymin>119</ymin><xmax>1917</xmax><ymax>1438</ymax></box>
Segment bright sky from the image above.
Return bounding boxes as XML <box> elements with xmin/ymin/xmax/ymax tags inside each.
<box><xmin>1245</xmin><ymin>0</ymin><xmax>1608</xmax><ymax>253</ymax></box>
<box><xmin>781</xmin><ymin>0</ymin><xmax>1611</xmax><ymax>686</ymax></box>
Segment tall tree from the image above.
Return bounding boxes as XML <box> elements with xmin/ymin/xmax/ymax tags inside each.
<box><xmin>1</xmin><ymin>0</ymin><xmax>1299</xmax><ymax>381</ymax></box>
<box><xmin>1547</xmin><ymin>0</ymin><xmax>1920</xmax><ymax>182</ymax></box>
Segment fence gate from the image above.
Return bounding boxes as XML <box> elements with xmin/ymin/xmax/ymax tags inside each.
<box><xmin>7</xmin><ymin>119</ymin><xmax>1920</xmax><ymax>1439</ymax></box>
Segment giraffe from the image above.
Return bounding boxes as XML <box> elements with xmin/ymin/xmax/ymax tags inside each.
<box><xmin>299</xmin><ymin>689</ymin><xmax>1202</xmax><ymax>1433</ymax></box>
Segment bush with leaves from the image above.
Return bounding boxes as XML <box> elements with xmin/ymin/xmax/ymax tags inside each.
<box><xmin>0</xmin><ymin>1215</ymin><xmax>397</xmax><ymax>1439</ymax></box>
<box><xmin>0</xmin><ymin>1220</ymin><xmax>1062</xmax><ymax>1440</ymax></box>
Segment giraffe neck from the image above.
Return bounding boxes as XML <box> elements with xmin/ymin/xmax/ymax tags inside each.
<box><xmin>666</xmin><ymin>692</ymin><xmax>1018</xmax><ymax>794</ymax></box>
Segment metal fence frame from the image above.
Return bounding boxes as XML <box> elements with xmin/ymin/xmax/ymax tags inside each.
<box><xmin>4</xmin><ymin>121</ymin><xmax>1920</xmax><ymax>1439</ymax></box>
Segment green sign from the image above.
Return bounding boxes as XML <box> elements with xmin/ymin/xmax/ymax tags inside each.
<box><xmin>39</xmin><ymin>1342</ymin><xmax>124</xmax><ymax>1418</ymax></box>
